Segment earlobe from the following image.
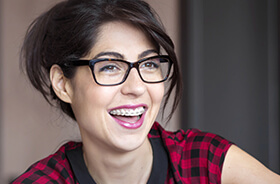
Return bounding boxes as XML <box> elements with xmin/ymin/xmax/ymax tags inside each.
<box><xmin>50</xmin><ymin>65</ymin><xmax>72</xmax><ymax>103</ymax></box>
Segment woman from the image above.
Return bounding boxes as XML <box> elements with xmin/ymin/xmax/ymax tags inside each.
<box><xmin>12</xmin><ymin>0</ymin><xmax>280</xmax><ymax>183</ymax></box>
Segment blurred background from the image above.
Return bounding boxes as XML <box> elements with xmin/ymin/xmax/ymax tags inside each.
<box><xmin>0</xmin><ymin>0</ymin><xmax>279</xmax><ymax>183</ymax></box>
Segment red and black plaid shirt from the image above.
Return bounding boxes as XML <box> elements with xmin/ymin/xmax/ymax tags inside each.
<box><xmin>12</xmin><ymin>122</ymin><xmax>232</xmax><ymax>184</ymax></box>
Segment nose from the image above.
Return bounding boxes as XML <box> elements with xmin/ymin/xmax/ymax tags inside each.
<box><xmin>120</xmin><ymin>68</ymin><xmax>146</xmax><ymax>97</ymax></box>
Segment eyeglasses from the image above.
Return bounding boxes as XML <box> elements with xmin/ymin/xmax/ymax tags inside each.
<box><xmin>64</xmin><ymin>55</ymin><xmax>173</xmax><ymax>86</ymax></box>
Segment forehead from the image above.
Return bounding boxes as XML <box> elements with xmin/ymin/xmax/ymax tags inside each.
<box><xmin>85</xmin><ymin>21</ymin><xmax>157</xmax><ymax>59</ymax></box>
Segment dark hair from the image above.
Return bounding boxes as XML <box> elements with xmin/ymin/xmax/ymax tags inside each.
<box><xmin>21</xmin><ymin>0</ymin><xmax>182</xmax><ymax>122</ymax></box>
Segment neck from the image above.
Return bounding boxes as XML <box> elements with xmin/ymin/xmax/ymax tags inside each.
<box><xmin>82</xmin><ymin>137</ymin><xmax>153</xmax><ymax>184</ymax></box>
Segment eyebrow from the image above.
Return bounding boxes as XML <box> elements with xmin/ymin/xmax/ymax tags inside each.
<box><xmin>93</xmin><ymin>52</ymin><xmax>124</xmax><ymax>59</ymax></box>
<box><xmin>138</xmin><ymin>49</ymin><xmax>158</xmax><ymax>59</ymax></box>
<box><xmin>93</xmin><ymin>49</ymin><xmax>159</xmax><ymax>60</ymax></box>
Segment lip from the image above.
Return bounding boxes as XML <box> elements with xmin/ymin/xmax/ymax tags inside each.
<box><xmin>108</xmin><ymin>104</ymin><xmax>147</xmax><ymax>111</ymax></box>
<box><xmin>109</xmin><ymin>104</ymin><xmax>147</xmax><ymax>129</ymax></box>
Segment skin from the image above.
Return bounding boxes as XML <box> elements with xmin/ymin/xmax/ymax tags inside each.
<box><xmin>222</xmin><ymin>145</ymin><xmax>280</xmax><ymax>184</ymax></box>
<box><xmin>50</xmin><ymin>21</ymin><xmax>164</xmax><ymax>184</ymax></box>
<box><xmin>50</xmin><ymin>21</ymin><xmax>280</xmax><ymax>184</ymax></box>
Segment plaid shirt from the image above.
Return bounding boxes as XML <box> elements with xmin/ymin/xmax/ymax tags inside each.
<box><xmin>12</xmin><ymin>122</ymin><xmax>232</xmax><ymax>184</ymax></box>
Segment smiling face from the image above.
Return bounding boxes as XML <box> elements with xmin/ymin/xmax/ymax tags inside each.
<box><xmin>66</xmin><ymin>21</ymin><xmax>164</xmax><ymax>152</ymax></box>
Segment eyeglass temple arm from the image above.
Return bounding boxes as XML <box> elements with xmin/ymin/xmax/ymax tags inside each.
<box><xmin>64</xmin><ymin>60</ymin><xmax>90</xmax><ymax>66</ymax></box>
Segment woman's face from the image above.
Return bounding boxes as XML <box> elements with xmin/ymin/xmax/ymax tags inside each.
<box><xmin>68</xmin><ymin>21</ymin><xmax>164</xmax><ymax>152</ymax></box>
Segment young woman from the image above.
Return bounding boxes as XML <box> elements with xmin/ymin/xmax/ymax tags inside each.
<box><xmin>12</xmin><ymin>0</ymin><xmax>280</xmax><ymax>183</ymax></box>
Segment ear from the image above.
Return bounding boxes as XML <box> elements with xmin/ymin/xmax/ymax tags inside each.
<box><xmin>50</xmin><ymin>64</ymin><xmax>73</xmax><ymax>104</ymax></box>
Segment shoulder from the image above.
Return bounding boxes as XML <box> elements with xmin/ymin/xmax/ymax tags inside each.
<box><xmin>11</xmin><ymin>141</ymin><xmax>81</xmax><ymax>184</ymax></box>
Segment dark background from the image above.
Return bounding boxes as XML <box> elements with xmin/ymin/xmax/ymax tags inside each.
<box><xmin>180</xmin><ymin>0</ymin><xmax>279</xmax><ymax>173</ymax></box>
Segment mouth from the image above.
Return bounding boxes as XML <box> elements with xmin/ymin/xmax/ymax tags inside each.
<box><xmin>109</xmin><ymin>106</ymin><xmax>146</xmax><ymax>129</ymax></box>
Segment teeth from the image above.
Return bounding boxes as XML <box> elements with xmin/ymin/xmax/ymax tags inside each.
<box><xmin>110</xmin><ymin>107</ymin><xmax>145</xmax><ymax>116</ymax></box>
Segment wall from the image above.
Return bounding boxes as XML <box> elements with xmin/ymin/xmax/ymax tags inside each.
<box><xmin>0</xmin><ymin>0</ymin><xmax>179</xmax><ymax>183</ymax></box>
<box><xmin>0</xmin><ymin>0</ymin><xmax>3</xmax><ymax>182</ymax></box>
<box><xmin>181</xmin><ymin>0</ymin><xmax>279</xmax><ymax>173</ymax></box>
<box><xmin>1</xmin><ymin>2</ymin><xmax>79</xmax><ymax>182</ymax></box>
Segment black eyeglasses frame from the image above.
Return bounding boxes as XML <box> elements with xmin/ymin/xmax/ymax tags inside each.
<box><xmin>63</xmin><ymin>55</ymin><xmax>173</xmax><ymax>86</ymax></box>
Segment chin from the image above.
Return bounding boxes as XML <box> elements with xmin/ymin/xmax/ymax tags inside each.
<box><xmin>110</xmin><ymin>133</ymin><xmax>149</xmax><ymax>153</ymax></box>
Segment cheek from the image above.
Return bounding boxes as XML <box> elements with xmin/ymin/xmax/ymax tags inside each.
<box><xmin>72</xmin><ymin>84</ymin><xmax>116</xmax><ymax>114</ymax></box>
<box><xmin>89</xmin><ymin>87</ymin><xmax>119</xmax><ymax>109</ymax></box>
<box><xmin>70</xmin><ymin>85</ymin><xmax>120</xmax><ymax>134</ymax></box>
<box><xmin>149</xmin><ymin>83</ymin><xmax>165</xmax><ymax>105</ymax></box>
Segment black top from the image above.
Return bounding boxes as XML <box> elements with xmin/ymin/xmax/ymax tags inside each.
<box><xmin>66</xmin><ymin>138</ymin><xmax>169</xmax><ymax>184</ymax></box>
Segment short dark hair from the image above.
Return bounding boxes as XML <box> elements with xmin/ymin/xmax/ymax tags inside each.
<box><xmin>21</xmin><ymin>0</ymin><xmax>182</xmax><ymax>121</ymax></box>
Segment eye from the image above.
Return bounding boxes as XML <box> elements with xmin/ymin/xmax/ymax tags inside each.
<box><xmin>141</xmin><ymin>59</ymin><xmax>160</xmax><ymax>70</ymax></box>
<box><xmin>99</xmin><ymin>64</ymin><xmax>120</xmax><ymax>73</ymax></box>
<box><xmin>95</xmin><ymin>60</ymin><xmax>126</xmax><ymax>74</ymax></box>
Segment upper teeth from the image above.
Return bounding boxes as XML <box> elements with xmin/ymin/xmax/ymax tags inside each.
<box><xmin>110</xmin><ymin>107</ymin><xmax>145</xmax><ymax>116</ymax></box>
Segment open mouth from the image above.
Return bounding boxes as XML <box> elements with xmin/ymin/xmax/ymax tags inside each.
<box><xmin>109</xmin><ymin>106</ymin><xmax>145</xmax><ymax>124</ymax></box>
